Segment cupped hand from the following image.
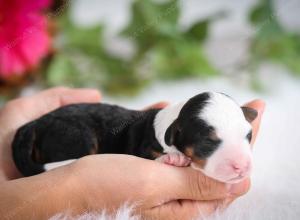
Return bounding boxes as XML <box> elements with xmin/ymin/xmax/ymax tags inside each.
<box><xmin>70</xmin><ymin>100</ymin><xmax>265</xmax><ymax>220</ymax></box>
<box><xmin>0</xmin><ymin>87</ymin><xmax>168</xmax><ymax>181</ymax></box>
<box><xmin>0</xmin><ymin>87</ymin><xmax>101</xmax><ymax>181</ymax></box>
<box><xmin>0</xmin><ymin>88</ymin><xmax>265</xmax><ymax>220</ymax></box>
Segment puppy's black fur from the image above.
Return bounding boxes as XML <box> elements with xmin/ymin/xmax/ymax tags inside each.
<box><xmin>165</xmin><ymin>93</ymin><xmax>221</xmax><ymax>158</ymax></box>
<box><xmin>12</xmin><ymin>103</ymin><xmax>164</xmax><ymax>176</ymax></box>
<box><xmin>13</xmin><ymin>92</ymin><xmax>255</xmax><ymax>177</ymax></box>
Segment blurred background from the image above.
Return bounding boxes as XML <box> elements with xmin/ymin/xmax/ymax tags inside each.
<box><xmin>0</xmin><ymin>0</ymin><xmax>299</xmax><ymax>102</ymax></box>
<box><xmin>1</xmin><ymin>0</ymin><xmax>300</xmax><ymax>218</ymax></box>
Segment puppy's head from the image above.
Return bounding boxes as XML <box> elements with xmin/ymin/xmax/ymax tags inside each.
<box><xmin>165</xmin><ymin>92</ymin><xmax>257</xmax><ymax>183</ymax></box>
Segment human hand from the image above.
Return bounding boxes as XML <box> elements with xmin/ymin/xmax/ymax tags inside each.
<box><xmin>0</xmin><ymin>87</ymin><xmax>101</xmax><ymax>181</ymax></box>
<box><xmin>69</xmin><ymin>100</ymin><xmax>265</xmax><ymax>220</ymax></box>
<box><xmin>0</xmin><ymin>89</ymin><xmax>264</xmax><ymax>220</ymax></box>
<box><xmin>0</xmin><ymin>87</ymin><xmax>176</xmax><ymax>220</ymax></box>
<box><xmin>0</xmin><ymin>87</ymin><xmax>170</xmax><ymax>181</ymax></box>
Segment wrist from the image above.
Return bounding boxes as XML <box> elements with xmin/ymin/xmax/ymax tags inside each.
<box><xmin>35</xmin><ymin>164</ymin><xmax>87</xmax><ymax>217</ymax></box>
<box><xmin>69</xmin><ymin>155</ymin><xmax>151</xmax><ymax>213</ymax></box>
<box><xmin>0</xmin><ymin>164</ymin><xmax>86</xmax><ymax>219</ymax></box>
<box><xmin>25</xmin><ymin>164</ymin><xmax>87</xmax><ymax>218</ymax></box>
<box><xmin>69</xmin><ymin>157</ymin><xmax>110</xmax><ymax>212</ymax></box>
<box><xmin>59</xmin><ymin>163</ymin><xmax>89</xmax><ymax>215</ymax></box>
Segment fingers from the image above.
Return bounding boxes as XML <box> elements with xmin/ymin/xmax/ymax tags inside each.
<box><xmin>26</xmin><ymin>87</ymin><xmax>101</xmax><ymax>119</ymax></box>
<box><xmin>242</xmin><ymin>99</ymin><xmax>265</xmax><ymax>146</ymax></box>
<box><xmin>148</xmin><ymin>164</ymin><xmax>249</xmax><ymax>204</ymax></box>
<box><xmin>177</xmin><ymin>169</ymin><xmax>249</xmax><ymax>201</ymax></box>
<box><xmin>144</xmin><ymin>198</ymin><xmax>230</xmax><ymax>220</ymax></box>
<box><xmin>57</xmin><ymin>88</ymin><xmax>101</xmax><ymax>106</ymax></box>
<box><xmin>231</xmin><ymin>178</ymin><xmax>251</xmax><ymax>197</ymax></box>
<box><xmin>144</xmin><ymin>199</ymin><xmax>204</xmax><ymax>220</ymax></box>
<box><xmin>145</xmin><ymin>100</ymin><xmax>260</xmax><ymax>219</ymax></box>
<box><xmin>145</xmin><ymin>178</ymin><xmax>250</xmax><ymax>220</ymax></box>
<box><xmin>143</xmin><ymin>101</ymin><xmax>169</xmax><ymax>110</ymax></box>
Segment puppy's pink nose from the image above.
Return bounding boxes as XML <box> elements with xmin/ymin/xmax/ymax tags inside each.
<box><xmin>231</xmin><ymin>161</ymin><xmax>251</xmax><ymax>176</ymax></box>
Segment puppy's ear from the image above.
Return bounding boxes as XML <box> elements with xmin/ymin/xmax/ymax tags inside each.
<box><xmin>164</xmin><ymin>119</ymin><xmax>180</xmax><ymax>146</ymax></box>
<box><xmin>241</xmin><ymin>106</ymin><xmax>258</xmax><ymax>123</ymax></box>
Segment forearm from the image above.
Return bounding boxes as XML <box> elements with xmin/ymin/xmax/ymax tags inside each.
<box><xmin>0</xmin><ymin>165</ymin><xmax>83</xmax><ymax>220</ymax></box>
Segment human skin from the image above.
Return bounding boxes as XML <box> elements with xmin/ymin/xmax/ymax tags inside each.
<box><xmin>0</xmin><ymin>87</ymin><xmax>265</xmax><ymax>220</ymax></box>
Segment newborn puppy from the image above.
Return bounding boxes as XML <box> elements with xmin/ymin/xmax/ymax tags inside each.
<box><xmin>12</xmin><ymin>92</ymin><xmax>257</xmax><ymax>183</ymax></box>
<box><xmin>155</xmin><ymin>92</ymin><xmax>257</xmax><ymax>183</ymax></box>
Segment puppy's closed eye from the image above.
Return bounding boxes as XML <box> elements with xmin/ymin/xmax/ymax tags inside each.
<box><xmin>208</xmin><ymin>130</ymin><xmax>221</xmax><ymax>143</ymax></box>
<box><xmin>246</xmin><ymin>131</ymin><xmax>252</xmax><ymax>142</ymax></box>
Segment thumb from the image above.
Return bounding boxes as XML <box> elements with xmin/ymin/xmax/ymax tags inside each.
<box><xmin>143</xmin><ymin>101</ymin><xmax>169</xmax><ymax>110</ymax></box>
<box><xmin>148</xmin><ymin>164</ymin><xmax>248</xmax><ymax>204</ymax></box>
<box><xmin>143</xmin><ymin>166</ymin><xmax>250</xmax><ymax>220</ymax></box>
<box><xmin>242</xmin><ymin>99</ymin><xmax>265</xmax><ymax>146</ymax></box>
<box><xmin>170</xmin><ymin>167</ymin><xmax>249</xmax><ymax>201</ymax></box>
<box><xmin>145</xmin><ymin>199</ymin><xmax>229</xmax><ymax>220</ymax></box>
<box><xmin>27</xmin><ymin>87</ymin><xmax>101</xmax><ymax>119</ymax></box>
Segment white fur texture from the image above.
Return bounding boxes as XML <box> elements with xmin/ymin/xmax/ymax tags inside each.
<box><xmin>200</xmin><ymin>92</ymin><xmax>252</xmax><ymax>183</ymax></box>
<box><xmin>44</xmin><ymin>159</ymin><xmax>76</xmax><ymax>171</ymax></box>
<box><xmin>154</xmin><ymin>92</ymin><xmax>252</xmax><ymax>183</ymax></box>
<box><xmin>154</xmin><ymin>101</ymin><xmax>185</xmax><ymax>154</ymax></box>
<box><xmin>45</xmin><ymin>92</ymin><xmax>252</xmax><ymax>183</ymax></box>
<box><xmin>50</xmin><ymin>205</ymin><xmax>140</xmax><ymax>220</ymax></box>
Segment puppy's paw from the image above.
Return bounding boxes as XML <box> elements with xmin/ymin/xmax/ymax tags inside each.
<box><xmin>156</xmin><ymin>153</ymin><xmax>191</xmax><ymax>167</ymax></box>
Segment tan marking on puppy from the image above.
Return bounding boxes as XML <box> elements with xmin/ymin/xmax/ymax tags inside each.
<box><xmin>89</xmin><ymin>134</ymin><xmax>99</xmax><ymax>154</ymax></box>
<box><xmin>184</xmin><ymin>147</ymin><xmax>194</xmax><ymax>158</ymax></box>
<box><xmin>192</xmin><ymin>157</ymin><xmax>207</xmax><ymax>169</ymax></box>
<box><xmin>89</xmin><ymin>132</ymin><xmax>99</xmax><ymax>154</ymax></box>
<box><xmin>31</xmin><ymin>131</ymin><xmax>44</xmax><ymax>163</ymax></box>
<box><xmin>32</xmin><ymin>146</ymin><xmax>43</xmax><ymax>163</ymax></box>
<box><xmin>209</xmin><ymin>130</ymin><xmax>219</xmax><ymax>141</ymax></box>
<box><xmin>184</xmin><ymin>147</ymin><xmax>207</xmax><ymax>169</ymax></box>
<box><xmin>151</xmin><ymin>150</ymin><xmax>163</xmax><ymax>159</ymax></box>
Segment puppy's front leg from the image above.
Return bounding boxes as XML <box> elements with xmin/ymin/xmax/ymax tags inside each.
<box><xmin>156</xmin><ymin>153</ymin><xmax>191</xmax><ymax>167</ymax></box>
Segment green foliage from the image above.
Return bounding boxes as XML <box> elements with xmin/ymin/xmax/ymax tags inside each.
<box><xmin>47</xmin><ymin>14</ymin><xmax>148</xmax><ymax>95</ymax></box>
<box><xmin>122</xmin><ymin>0</ymin><xmax>217</xmax><ymax>79</ymax></box>
<box><xmin>121</xmin><ymin>0</ymin><xmax>180</xmax><ymax>48</ymax></box>
<box><xmin>250</xmin><ymin>0</ymin><xmax>274</xmax><ymax>25</ymax></box>
<box><xmin>249</xmin><ymin>0</ymin><xmax>300</xmax><ymax>76</ymax></box>
<box><xmin>61</xmin><ymin>17</ymin><xmax>104</xmax><ymax>54</ymax></box>
<box><xmin>151</xmin><ymin>40</ymin><xmax>216</xmax><ymax>78</ymax></box>
<box><xmin>45</xmin><ymin>0</ymin><xmax>300</xmax><ymax>96</ymax></box>
<box><xmin>185</xmin><ymin>20</ymin><xmax>209</xmax><ymax>42</ymax></box>
<box><xmin>46</xmin><ymin>0</ymin><xmax>217</xmax><ymax>96</ymax></box>
<box><xmin>47</xmin><ymin>54</ymin><xmax>79</xmax><ymax>86</ymax></box>
<box><xmin>47</xmin><ymin>16</ymin><xmax>104</xmax><ymax>88</ymax></box>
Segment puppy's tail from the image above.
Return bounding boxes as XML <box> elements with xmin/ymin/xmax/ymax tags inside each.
<box><xmin>12</xmin><ymin>121</ymin><xmax>45</xmax><ymax>176</ymax></box>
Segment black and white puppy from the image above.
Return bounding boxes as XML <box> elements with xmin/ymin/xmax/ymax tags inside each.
<box><xmin>12</xmin><ymin>92</ymin><xmax>257</xmax><ymax>183</ymax></box>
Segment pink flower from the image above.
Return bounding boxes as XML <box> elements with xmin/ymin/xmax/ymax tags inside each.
<box><xmin>0</xmin><ymin>0</ymin><xmax>52</xmax><ymax>79</ymax></box>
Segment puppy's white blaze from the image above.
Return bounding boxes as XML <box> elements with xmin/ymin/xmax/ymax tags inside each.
<box><xmin>153</xmin><ymin>92</ymin><xmax>252</xmax><ymax>182</ymax></box>
<box><xmin>199</xmin><ymin>92</ymin><xmax>253</xmax><ymax>182</ymax></box>
<box><xmin>204</xmin><ymin>140</ymin><xmax>252</xmax><ymax>182</ymax></box>
<box><xmin>200</xmin><ymin>92</ymin><xmax>251</xmax><ymax>140</ymax></box>
<box><xmin>44</xmin><ymin>159</ymin><xmax>76</xmax><ymax>171</ymax></box>
<box><xmin>153</xmin><ymin>101</ymin><xmax>186</xmax><ymax>154</ymax></box>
